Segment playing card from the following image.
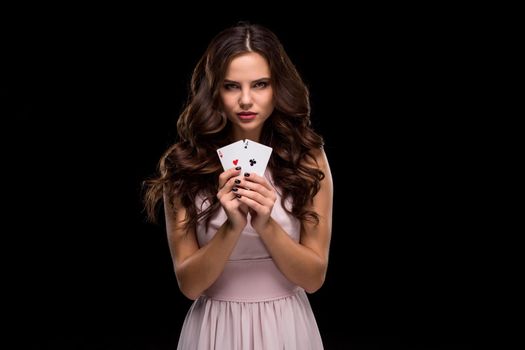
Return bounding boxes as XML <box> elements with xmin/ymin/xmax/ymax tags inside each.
<box><xmin>216</xmin><ymin>139</ymin><xmax>273</xmax><ymax>177</ymax></box>
<box><xmin>241</xmin><ymin>139</ymin><xmax>273</xmax><ymax>176</ymax></box>
<box><xmin>217</xmin><ymin>140</ymin><xmax>246</xmax><ymax>171</ymax></box>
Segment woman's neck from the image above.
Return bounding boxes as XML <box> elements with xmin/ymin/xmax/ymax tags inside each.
<box><xmin>231</xmin><ymin>130</ymin><xmax>262</xmax><ymax>143</ymax></box>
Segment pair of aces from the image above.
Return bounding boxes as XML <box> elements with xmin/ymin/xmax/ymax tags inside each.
<box><xmin>217</xmin><ymin>139</ymin><xmax>273</xmax><ymax>176</ymax></box>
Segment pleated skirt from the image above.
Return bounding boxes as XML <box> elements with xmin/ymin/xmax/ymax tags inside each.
<box><xmin>176</xmin><ymin>290</ymin><xmax>324</xmax><ymax>350</ymax></box>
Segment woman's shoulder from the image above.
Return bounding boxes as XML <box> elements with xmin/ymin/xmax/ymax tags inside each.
<box><xmin>303</xmin><ymin>147</ymin><xmax>330</xmax><ymax>170</ymax></box>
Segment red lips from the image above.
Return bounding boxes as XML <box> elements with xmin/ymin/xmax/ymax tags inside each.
<box><xmin>237</xmin><ymin>112</ymin><xmax>257</xmax><ymax>120</ymax></box>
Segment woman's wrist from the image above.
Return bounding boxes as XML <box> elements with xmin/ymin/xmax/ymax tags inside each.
<box><xmin>224</xmin><ymin>219</ymin><xmax>245</xmax><ymax>236</ymax></box>
<box><xmin>256</xmin><ymin>217</ymin><xmax>275</xmax><ymax>237</ymax></box>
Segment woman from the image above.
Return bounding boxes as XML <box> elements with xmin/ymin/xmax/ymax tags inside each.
<box><xmin>144</xmin><ymin>22</ymin><xmax>333</xmax><ymax>350</ymax></box>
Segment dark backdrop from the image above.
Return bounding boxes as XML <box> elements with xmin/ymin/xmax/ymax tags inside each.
<box><xmin>9</xmin><ymin>8</ymin><xmax>472</xmax><ymax>350</ymax></box>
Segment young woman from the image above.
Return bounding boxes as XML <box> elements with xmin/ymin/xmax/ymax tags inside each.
<box><xmin>144</xmin><ymin>22</ymin><xmax>333</xmax><ymax>350</ymax></box>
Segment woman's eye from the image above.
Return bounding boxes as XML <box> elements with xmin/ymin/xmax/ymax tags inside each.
<box><xmin>224</xmin><ymin>84</ymin><xmax>239</xmax><ymax>90</ymax></box>
<box><xmin>254</xmin><ymin>82</ymin><xmax>268</xmax><ymax>89</ymax></box>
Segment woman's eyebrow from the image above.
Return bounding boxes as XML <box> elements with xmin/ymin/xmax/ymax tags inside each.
<box><xmin>223</xmin><ymin>77</ymin><xmax>271</xmax><ymax>84</ymax></box>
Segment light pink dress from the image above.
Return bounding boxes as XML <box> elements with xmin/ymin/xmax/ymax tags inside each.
<box><xmin>176</xmin><ymin>179</ymin><xmax>324</xmax><ymax>350</ymax></box>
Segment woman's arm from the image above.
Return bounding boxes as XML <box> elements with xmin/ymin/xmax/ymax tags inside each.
<box><xmin>164</xmin><ymin>167</ymin><xmax>248</xmax><ymax>300</ymax></box>
<box><xmin>236</xmin><ymin>148</ymin><xmax>333</xmax><ymax>293</ymax></box>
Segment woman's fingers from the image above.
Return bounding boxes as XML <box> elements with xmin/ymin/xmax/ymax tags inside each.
<box><xmin>218</xmin><ymin>170</ymin><xmax>276</xmax><ymax>216</ymax></box>
<box><xmin>234</xmin><ymin>173</ymin><xmax>276</xmax><ymax>232</ymax></box>
<box><xmin>234</xmin><ymin>187</ymin><xmax>272</xmax><ymax>206</ymax></box>
<box><xmin>233</xmin><ymin>172</ymin><xmax>276</xmax><ymax>210</ymax></box>
<box><xmin>217</xmin><ymin>167</ymin><xmax>242</xmax><ymax>199</ymax></box>
<box><xmin>218</xmin><ymin>166</ymin><xmax>242</xmax><ymax>190</ymax></box>
<box><xmin>234</xmin><ymin>172</ymin><xmax>276</xmax><ymax>200</ymax></box>
<box><xmin>236</xmin><ymin>193</ymin><xmax>271</xmax><ymax>215</ymax></box>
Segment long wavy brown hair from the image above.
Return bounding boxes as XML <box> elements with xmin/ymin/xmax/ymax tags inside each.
<box><xmin>143</xmin><ymin>22</ymin><xmax>325</xmax><ymax>231</ymax></box>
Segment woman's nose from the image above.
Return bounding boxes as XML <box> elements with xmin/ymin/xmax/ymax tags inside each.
<box><xmin>238</xmin><ymin>89</ymin><xmax>253</xmax><ymax>107</ymax></box>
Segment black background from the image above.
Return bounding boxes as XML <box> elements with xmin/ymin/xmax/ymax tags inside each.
<box><xmin>8</xmin><ymin>7</ymin><xmax>472</xmax><ymax>349</ymax></box>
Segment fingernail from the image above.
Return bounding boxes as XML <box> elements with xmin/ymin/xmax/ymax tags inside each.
<box><xmin>234</xmin><ymin>179</ymin><xmax>241</xmax><ymax>184</ymax></box>
<box><xmin>232</xmin><ymin>187</ymin><xmax>238</xmax><ymax>192</ymax></box>
<box><xmin>244</xmin><ymin>172</ymin><xmax>250</xmax><ymax>177</ymax></box>
<box><xmin>235</xmin><ymin>166</ymin><xmax>241</xmax><ymax>170</ymax></box>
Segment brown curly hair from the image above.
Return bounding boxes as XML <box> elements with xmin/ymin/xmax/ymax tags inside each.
<box><xmin>143</xmin><ymin>22</ymin><xmax>324</xmax><ymax>231</ymax></box>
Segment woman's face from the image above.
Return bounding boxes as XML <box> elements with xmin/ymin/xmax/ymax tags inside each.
<box><xmin>220</xmin><ymin>52</ymin><xmax>274</xmax><ymax>142</ymax></box>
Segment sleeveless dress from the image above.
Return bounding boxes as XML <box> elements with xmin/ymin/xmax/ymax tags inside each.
<box><xmin>176</xmin><ymin>177</ymin><xmax>324</xmax><ymax>350</ymax></box>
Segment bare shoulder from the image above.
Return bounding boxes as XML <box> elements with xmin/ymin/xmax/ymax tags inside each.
<box><xmin>304</xmin><ymin>147</ymin><xmax>332</xmax><ymax>176</ymax></box>
<box><xmin>163</xmin><ymin>189</ymin><xmax>193</xmax><ymax>235</ymax></box>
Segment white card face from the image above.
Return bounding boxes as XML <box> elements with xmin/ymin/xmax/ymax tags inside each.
<box><xmin>216</xmin><ymin>139</ymin><xmax>273</xmax><ymax>176</ymax></box>
<box><xmin>217</xmin><ymin>140</ymin><xmax>246</xmax><ymax>171</ymax></box>
<box><xmin>242</xmin><ymin>139</ymin><xmax>273</xmax><ymax>176</ymax></box>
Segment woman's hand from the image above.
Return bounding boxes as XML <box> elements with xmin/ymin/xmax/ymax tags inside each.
<box><xmin>234</xmin><ymin>172</ymin><xmax>277</xmax><ymax>233</ymax></box>
<box><xmin>217</xmin><ymin>167</ymin><xmax>248</xmax><ymax>232</ymax></box>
